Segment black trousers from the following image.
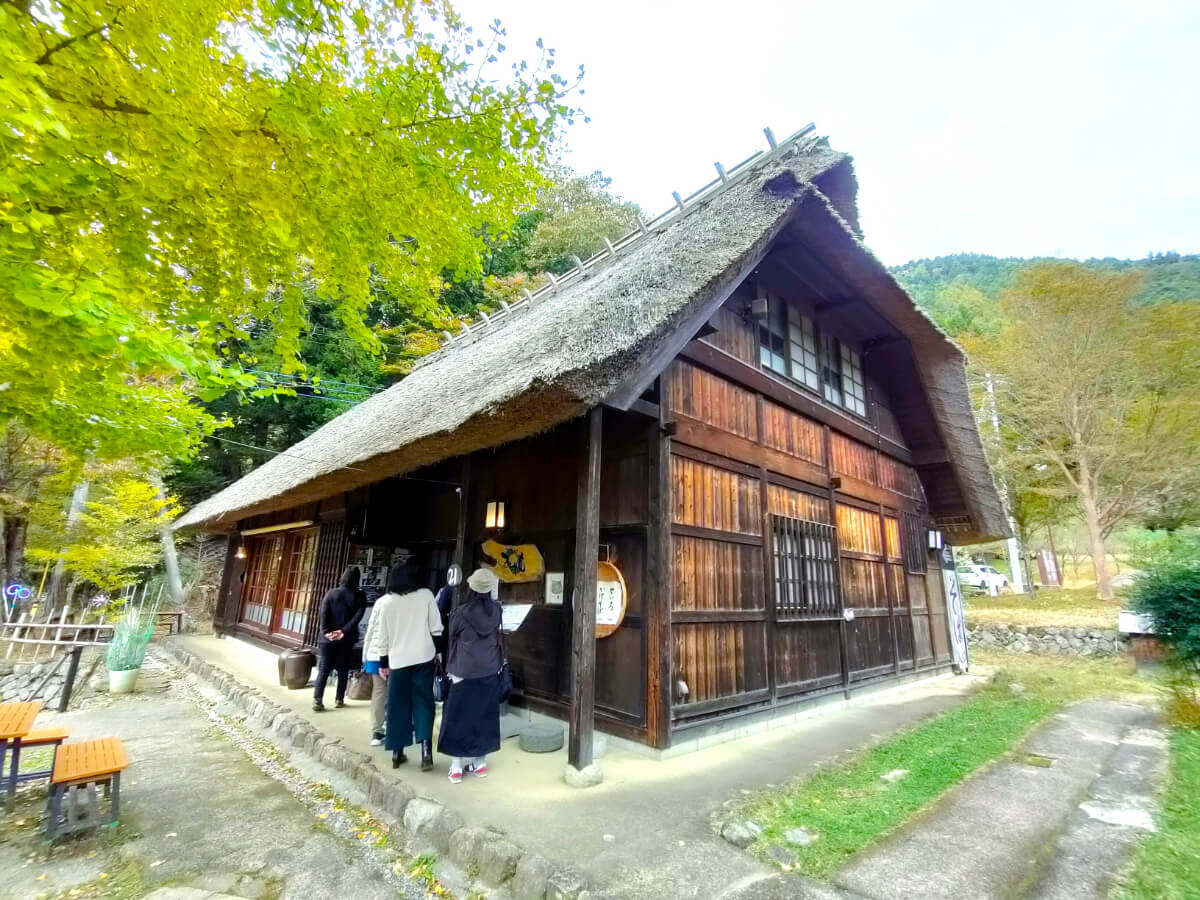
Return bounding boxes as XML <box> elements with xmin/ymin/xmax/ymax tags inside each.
<box><xmin>386</xmin><ymin>659</ymin><xmax>435</xmax><ymax>751</ymax></box>
<box><xmin>314</xmin><ymin>643</ymin><xmax>351</xmax><ymax>704</ymax></box>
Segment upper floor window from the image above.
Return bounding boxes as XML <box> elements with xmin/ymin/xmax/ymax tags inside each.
<box><xmin>757</xmin><ymin>291</ymin><xmax>866</xmax><ymax>418</ymax></box>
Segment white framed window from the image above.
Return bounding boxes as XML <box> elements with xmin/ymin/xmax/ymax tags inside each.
<box><xmin>841</xmin><ymin>344</ymin><xmax>866</xmax><ymax>416</ymax></box>
<box><xmin>787</xmin><ymin>306</ymin><xmax>820</xmax><ymax>391</ymax></box>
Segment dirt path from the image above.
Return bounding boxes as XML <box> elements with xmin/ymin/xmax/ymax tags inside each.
<box><xmin>0</xmin><ymin>658</ymin><xmax>429</xmax><ymax>900</ymax></box>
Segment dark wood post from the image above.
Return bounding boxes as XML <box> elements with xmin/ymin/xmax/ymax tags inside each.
<box><xmin>452</xmin><ymin>454</ymin><xmax>473</xmax><ymax>607</ymax></box>
<box><xmin>645</xmin><ymin>379</ymin><xmax>673</xmax><ymax>749</ymax></box>
<box><xmin>569</xmin><ymin>407</ymin><xmax>602</xmax><ymax>771</ymax></box>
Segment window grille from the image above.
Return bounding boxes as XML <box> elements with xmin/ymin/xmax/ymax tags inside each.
<box><xmin>901</xmin><ymin>512</ymin><xmax>928</xmax><ymax>574</ymax></box>
<box><xmin>770</xmin><ymin>515</ymin><xmax>840</xmax><ymax>620</ymax></box>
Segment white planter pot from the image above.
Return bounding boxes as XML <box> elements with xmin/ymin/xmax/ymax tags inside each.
<box><xmin>108</xmin><ymin>667</ymin><xmax>141</xmax><ymax>694</ymax></box>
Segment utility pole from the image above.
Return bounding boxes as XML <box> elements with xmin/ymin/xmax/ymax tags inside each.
<box><xmin>985</xmin><ymin>373</ymin><xmax>1026</xmax><ymax>594</ymax></box>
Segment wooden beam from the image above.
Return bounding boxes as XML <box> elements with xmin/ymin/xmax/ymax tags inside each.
<box><xmin>569</xmin><ymin>407</ymin><xmax>603</xmax><ymax>770</ymax></box>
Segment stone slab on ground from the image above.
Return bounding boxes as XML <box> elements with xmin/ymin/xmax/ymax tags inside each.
<box><xmin>832</xmin><ymin>700</ymin><xmax>1165</xmax><ymax>900</ymax></box>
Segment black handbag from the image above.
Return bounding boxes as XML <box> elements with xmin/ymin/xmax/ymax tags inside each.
<box><xmin>433</xmin><ymin>655</ymin><xmax>451</xmax><ymax>703</ymax></box>
<box><xmin>497</xmin><ymin>627</ymin><xmax>513</xmax><ymax>702</ymax></box>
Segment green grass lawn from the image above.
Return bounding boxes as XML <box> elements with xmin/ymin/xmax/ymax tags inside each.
<box><xmin>965</xmin><ymin>584</ymin><xmax>1123</xmax><ymax>629</ymax></box>
<box><xmin>1114</xmin><ymin>727</ymin><xmax>1200</xmax><ymax>900</ymax></box>
<box><xmin>739</xmin><ymin>650</ymin><xmax>1160</xmax><ymax>877</ymax></box>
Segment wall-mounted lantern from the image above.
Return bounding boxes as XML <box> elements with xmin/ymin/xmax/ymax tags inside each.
<box><xmin>927</xmin><ymin>529</ymin><xmax>944</xmax><ymax>550</ymax></box>
<box><xmin>484</xmin><ymin>500</ymin><xmax>506</xmax><ymax>531</ymax></box>
<box><xmin>235</xmin><ymin>545</ymin><xmax>247</xmax><ymax>560</ymax></box>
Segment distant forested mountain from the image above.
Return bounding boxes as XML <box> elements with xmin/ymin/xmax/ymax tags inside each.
<box><xmin>892</xmin><ymin>253</ymin><xmax>1200</xmax><ymax>307</ymax></box>
<box><xmin>890</xmin><ymin>252</ymin><xmax>1200</xmax><ymax>337</ymax></box>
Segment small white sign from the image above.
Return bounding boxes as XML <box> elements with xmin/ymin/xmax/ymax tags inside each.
<box><xmin>545</xmin><ymin>572</ymin><xmax>565</xmax><ymax>606</ymax></box>
<box><xmin>596</xmin><ymin>580</ymin><xmax>623</xmax><ymax>626</ymax></box>
<box><xmin>501</xmin><ymin>603</ymin><xmax>534</xmax><ymax>634</ymax></box>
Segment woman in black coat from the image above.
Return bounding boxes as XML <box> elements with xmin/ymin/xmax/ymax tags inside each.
<box><xmin>437</xmin><ymin>567</ymin><xmax>504</xmax><ymax>783</ymax></box>
<box><xmin>313</xmin><ymin>566</ymin><xmax>366</xmax><ymax>711</ymax></box>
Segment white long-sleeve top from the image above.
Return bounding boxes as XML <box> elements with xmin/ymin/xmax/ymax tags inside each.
<box><xmin>364</xmin><ymin>588</ymin><xmax>442</xmax><ymax>670</ymax></box>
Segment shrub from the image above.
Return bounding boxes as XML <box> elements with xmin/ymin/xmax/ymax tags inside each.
<box><xmin>106</xmin><ymin>604</ymin><xmax>159</xmax><ymax>672</ymax></box>
<box><xmin>1130</xmin><ymin>549</ymin><xmax>1200</xmax><ymax>727</ymax></box>
<box><xmin>1130</xmin><ymin>560</ymin><xmax>1200</xmax><ymax>668</ymax></box>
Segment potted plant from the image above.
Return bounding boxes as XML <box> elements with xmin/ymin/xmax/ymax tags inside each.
<box><xmin>106</xmin><ymin>604</ymin><xmax>157</xmax><ymax>693</ymax></box>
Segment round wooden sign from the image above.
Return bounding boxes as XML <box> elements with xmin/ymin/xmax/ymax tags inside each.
<box><xmin>595</xmin><ymin>561</ymin><xmax>627</xmax><ymax>639</ymax></box>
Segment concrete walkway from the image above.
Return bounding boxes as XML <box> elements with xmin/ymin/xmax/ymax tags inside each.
<box><xmin>182</xmin><ymin>636</ymin><xmax>980</xmax><ymax>898</ymax></box>
<box><xmin>0</xmin><ymin>658</ymin><xmax>425</xmax><ymax>900</ymax></box>
<box><xmin>828</xmin><ymin>699</ymin><xmax>1167</xmax><ymax>900</ymax></box>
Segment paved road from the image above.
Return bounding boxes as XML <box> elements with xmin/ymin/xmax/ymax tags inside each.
<box><xmin>0</xmin><ymin>659</ymin><xmax>425</xmax><ymax>900</ymax></box>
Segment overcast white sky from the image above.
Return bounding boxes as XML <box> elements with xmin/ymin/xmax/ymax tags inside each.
<box><xmin>454</xmin><ymin>0</ymin><xmax>1199</xmax><ymax>265</ymax></box>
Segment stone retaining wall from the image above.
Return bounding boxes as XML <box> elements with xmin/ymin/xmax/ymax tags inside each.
<box><xmin>0</xmin><ymin>649</ymin><xmax>103</xmax><ymax>706</ymax></box>
<box><xmin>967</xmin><ymin>623</ymin><xmax>1128</xmax><ymax>658</ymax></box>
<box><xmin>160</xmin><ymin>640</ymin><xmax>594</xmax><ymax>900</ymax></box>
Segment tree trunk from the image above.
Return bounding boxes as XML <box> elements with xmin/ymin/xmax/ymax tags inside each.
<box><xmin>6</xmin><ymin>517</ymin><xmax>27</xmax><ymax>586</ymax></box>
<box><xmin>47</xmin><ymin>478</ymin><xmax>89</xmax><ymax>604</ymax></box>
<box><xmin>151</xmin><ymin>474</ymin><xmax>184</xmax><ymax>609</ymax></box>
<box><xmin>1078</xmin><ymin>479</ymin><xmax>1113</xmax><ymax>601</ymax></box>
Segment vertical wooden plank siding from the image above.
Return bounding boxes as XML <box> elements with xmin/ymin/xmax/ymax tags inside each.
<box><xmin>761</xmin><ymin>401</ymin><xmax>825</xmax><ymax>465</ymax></box>
<box><xmin>668</xmin><ymin>362</ymin><xmax>759</xmax><ymax>441</ymax></box>
<box><xmin>569</xmin><ymin>408</ymin><xmax>603</xmax><ymax>770</ymax></box>
<box><xmin>702</xmin><ymin>306</ymin><xmax>759</xmax><ymax>364</ymax></box>
<box><xmin>830</xmin><ymin>433</ymin><xmax>878</xmax><ymax>485</ymax></box>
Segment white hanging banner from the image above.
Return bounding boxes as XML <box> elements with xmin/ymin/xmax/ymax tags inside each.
<box><xmin>940</xmin><ymin>545</ymin><xmax>970</xmax><ymax>671</ymax></box>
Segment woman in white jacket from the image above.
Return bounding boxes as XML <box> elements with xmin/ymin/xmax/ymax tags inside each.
<box><xmin>366</xmin><ymin>562</ymin><xmax>443</xmax><ymax>770</ymax></box>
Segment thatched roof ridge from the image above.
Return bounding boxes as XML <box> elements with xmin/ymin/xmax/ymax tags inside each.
<box><xmin>176</xmin><ymin>137</ymin><xmax>848</xmax><ymax>530</ymax></box>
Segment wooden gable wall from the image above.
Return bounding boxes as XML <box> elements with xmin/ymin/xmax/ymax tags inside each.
<box><xmin>663</xmin><ymin>283</ymin><xmax>953</xmax><ymax>728</ymax></box>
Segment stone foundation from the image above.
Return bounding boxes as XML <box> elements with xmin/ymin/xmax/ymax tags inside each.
<box><xmin>967</xmin><ymin>624</ymin><xmax>1127</xmax><ymax>658</ymax></box>
<box><xmin>159</xmin><ymin>640</ymin><xmax>596</xmax><ymax>900</ymax></box>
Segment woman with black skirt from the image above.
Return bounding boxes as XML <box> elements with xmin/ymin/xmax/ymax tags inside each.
<box><xmin>438</xmin><ymin>567</ymin><xmax>503</xmax><ymax>783</ymax></box>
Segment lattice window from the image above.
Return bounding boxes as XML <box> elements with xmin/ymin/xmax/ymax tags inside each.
<box><xmin>241</xmin><ymin>536</ymin><xmax>283</xmax><ymax>628</ymax></box>
<box><xmin>901</xmin><ymin>512</ymin><xmax>928</xmax><ymax>574</ymax></box>
<box><xmin>278</xmin><ymin>528</ymin><xmax>319</xmax><ymax>637</ymax></box>
<box><xmin>770</xmin><ymin>515</ymin><xmax>840</xmax><ymax>621</ymax></box>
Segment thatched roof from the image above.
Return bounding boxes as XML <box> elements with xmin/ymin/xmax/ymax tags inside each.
<box><xmin>177</xmin><ymin>130</ymin><xmax>1008</xmax><ymax>543</ymax></box>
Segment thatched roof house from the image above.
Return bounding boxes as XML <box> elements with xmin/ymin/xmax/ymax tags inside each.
<box><xmin>178</xmin><ymin>130</ymin><xmax>1006</xmax><ymax>544</ymax></box>
<box><xmin>188</xmin><ymin>126</ymin><xmax>1008</xmax><ymax>758</ymax></box>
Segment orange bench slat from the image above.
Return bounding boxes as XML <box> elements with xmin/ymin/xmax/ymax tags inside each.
<box><xmin>51</xmin><ymin>737</ymin><xmax>129</xmax><ymax>784</ymax></box>
<box><xmin>22</xmin><ymin>725</ymin><xmax>70</xmax><ymax>746</ymax></box>
<box><xmin>0</xmin><ymin>701</ymin><xmax>42</xmax><ymax>740</ymax></box>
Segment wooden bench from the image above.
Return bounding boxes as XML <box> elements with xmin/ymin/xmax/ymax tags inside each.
<box><xmin>46</xmin><ymin>737</ymin><xmax>128</xmax><ymax>839</ymax></box>
<box><xmin>0</xmin><ymin>700</ymin><xmax>41</xmax><ymax>812</ymax></box>
<box><xmin>13</xmin><ymin>726</ymin><xmax>70</xmax><ymax>790</ymax></box>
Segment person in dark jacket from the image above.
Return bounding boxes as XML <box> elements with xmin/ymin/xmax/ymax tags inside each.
<box><xmin>432</xmin><ymin>564</ymin><xmax>462</xmax><ymax>661</ymax></box>
<box><xmin>437</xmin><ymin>567</ymin><xmax>504</xmax><ymax>783</ymax></box>
<box><xmin>313</xmin><ymin>567</ymin><xmax>366</xmax><ymax>711</ymax></box>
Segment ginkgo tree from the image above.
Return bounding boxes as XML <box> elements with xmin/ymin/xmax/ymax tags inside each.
<box><xmin>1</xmin><ymin>0</ymin><xmax>578</xmax><ymax>461</ymax></box>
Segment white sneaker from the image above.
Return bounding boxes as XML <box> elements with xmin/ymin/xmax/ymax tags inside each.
<box><xmin>370</xmin><ymin>736</ymin><xmax>384</xmax><ymax>747</ymax></box>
